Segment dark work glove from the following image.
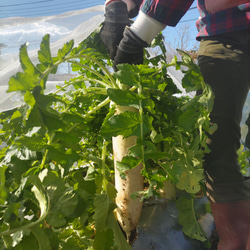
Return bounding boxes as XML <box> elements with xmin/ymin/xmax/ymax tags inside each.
<box><xmin>100</xmin><ymin>1</ymin><xmax>130</xmax><ymax>60</ymax></box>
<box><xmin>113</xmin><ymin>27</ymin><xmax>148</xmax><ymax>70</ymax></box>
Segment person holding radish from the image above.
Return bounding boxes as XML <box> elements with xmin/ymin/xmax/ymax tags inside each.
<box><xmin>100</xmin><ymin>0</ymin><xmax>250</xmax><ymax>249</ymax></box>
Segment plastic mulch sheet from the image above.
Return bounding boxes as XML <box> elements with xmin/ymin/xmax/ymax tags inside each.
<box><xmin>132</xmin><ymin>196</ymin><xmax>214</xmax><ymax>250</ymax></box>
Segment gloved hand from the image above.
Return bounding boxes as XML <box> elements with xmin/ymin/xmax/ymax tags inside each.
<box><xmin>113</xmin><ymin>27</ymin><xmax>148</xmax><ymax>70</ymax></box>
<box><xmin>100</xmin><ymin>1</ymin><xmax>130</xmax><ymax>60</ymax></box>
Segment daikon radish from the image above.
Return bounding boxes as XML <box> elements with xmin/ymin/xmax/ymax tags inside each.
<box><xmin>112</xmin><ymin>105</ymin><xmax>144</xmax><ymax>243</ymax></box>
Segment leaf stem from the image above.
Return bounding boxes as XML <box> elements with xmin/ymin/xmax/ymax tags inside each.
<box><xmin>83</xmin><ymin>97</ymin><xmax>111</xmax><ymax>119</ymax></box>
<box><xmin>69</xmin><ymin>61</ymin><xmax>112</xmax><ymax>88</ymax></box>
<box><xmin>102</xmin><ymin>140</ymin><xmax>108</xmax><ymax>192</ymax></box>
<box><xmin>66</xmin><ymin>97</ymin><xmax>111</xmax><ymax>134</ymax></box>
<box><xmin>41</xmin><ymin>133</ymin><xmax>55</xmax><ymax>168</ymax></box>
<box><xmin>53</xmin><ymin>79</ymin><xmax>108</xmax><ymax>95</ymax></box>
<box><xmin>191</xmin><ymin>196</ymin><xmax>205</xmax><ymax>237</ymax></box>
<box><xmin>39</xmin><ymin>52</ymin><xmax>117</xmax><ymax>92</ymax></box>
<box><xmin>76</xmin><ymin>54</ymin><xmax>117</xmax><ymax>88</ymax></box>
<box><xmin>138</xmin><ymin>83</ymin><xmax>145</xmax><ymax>168</ymax></box>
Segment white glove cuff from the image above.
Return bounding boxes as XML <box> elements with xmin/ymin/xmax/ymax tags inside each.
<box><xmin>130</xmin><ymin>11</ymin><xmax>166</xmax><ymax>44</ymax></box>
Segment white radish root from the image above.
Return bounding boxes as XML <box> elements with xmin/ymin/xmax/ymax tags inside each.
<box><xmin>112</xmin><ymin>105</ymin><xmax>144</xmax><ymax>242</ymax></box>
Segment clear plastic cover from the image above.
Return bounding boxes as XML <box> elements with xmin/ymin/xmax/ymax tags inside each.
<box><xmin>0</xmin><ymin>5</ymin><xmax>248</xmax><ymax>142</ymax></box>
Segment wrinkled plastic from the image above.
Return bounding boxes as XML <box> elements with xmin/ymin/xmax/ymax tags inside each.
<box><xmin>0</xmin><ymin>6</ymin><xmax>105</xmax><ymax>112</ymax></box>
<box><xmin>0</xmin><ymin>5</ymin><xmax>190</xmax><ymax>113</ymax></box>
<box><xmin>132</xmin><ymin>197</ymin><xmax>214</xmax><ymax>250</ymax></box>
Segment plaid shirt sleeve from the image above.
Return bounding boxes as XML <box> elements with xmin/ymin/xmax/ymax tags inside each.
<box><xmin>139</xmin><ymin>0</ymin><xmax>194</xmax><ymax>26</ymax></box>
<box><xmin>132</xmin><ymin>0</ymin><xmax>250</xmax><ymax>38</ymax></box>
<box><xmin>196</xmin><ymin>2</ymin><xmax>250</xmax><ymax>39</ymax></box>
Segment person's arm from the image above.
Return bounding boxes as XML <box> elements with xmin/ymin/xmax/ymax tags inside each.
<box><xmin>112</xmin><ymin>12</ymin><xmax>166</xmax><ymax>69</ymax></box>
<box><xmin>100</xmin><ymin>0</ymin><xmax>143</xmax><ymax>59</ymax></box>
<box><xmin>101</xmin><ymin>0</ymin><xmax>194</xmax><ymax>68</ymax></box>
<box><xmin>204</xmin><ymin>0</ymin><xmax>249</xmax><ymax>14</ymax></box>
<box><xmin>113</xmin><ymin>0</ymin><xmax>194</xmax><ymax>68</ymax></box>
<box><xmin>140</xmin><ymin>0</ymin><xmax>194</xmax><ymax>27</ymax></box>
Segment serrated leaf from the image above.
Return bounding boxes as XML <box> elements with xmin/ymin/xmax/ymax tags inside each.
<box><xmin>178</xmin><ymin>109</ymin><xmax>197</xmax><ymax>130</ymax></box>
<box><xmin>47</xmin><ymin>147</ymin><xmax>79</xmax><ymax>166</ymax></box>
<box><xmin>182</xmin><ymin>70</ymin><xmax>202</xmax><ymax>93</ymax></box>
<box><xmin>8</xmin><ymin>72</ymin><xmax>37</xmax><ymax>92</ymax></box>
<box><xmin>37</xmin><ymin>34</ymin><xmax>53</xmax><ymax>68</ymax></box>
<box><xmin>116</xmin><ymin>156</ymin><xmax>141</xmax><ymax>179</ymax></box>
<box><xmin>30</xmin><ymin>224</ymin><xmax>52</xmax><ymax>250</ymax></box>
<box><xmin>40</xmin><ymin>111</ymin><xmax>66</xmax><ymax>131</ymax></box>
<box><xmin>176</xmin><ymin>197</ymin><xmax>207</xmax><ymax>241</ymax></box>
<box><xmin>150</xmin><ymin>129</ymin><xmax>163</xmax><ymax>143</ymax></box>
<box><xmin>114</xmin><ymin>64</ymin><xmax>139</xmax><ymax>87</ymax></box>
<box><xmin>61</xmin><ymin>113</ymin><xmax>85</xmax><ymax>124</ymax></box>
<box><xmin>60</xmin><ymin>234</ymin><xmax>87</xmax><ymax>250</ymax></box>
<box><xmin>53</xmin><ymin>131</ymin><xmax>81</xmax><ymax>151</ymax></box>
<box><xmin>93</xmin><ymin>229</ymin><xmax>114</xmax><ymax>250</ymax></box>
<box><xmin>11</xmin><ymin>110</ymin><xmax>22</xmax><ymax>120</ymax></box>
<box><xmin>106</xmin><ymin>182</ymin><xmax>117</xmax><ymax>200</ymax></box>
<box><xmin>3</xmin><ymin>203</ymin><xmax>21</xmax><ymax>222</ymax></box>
<box><xmin>176</xmin><ymin>168</ymin><xmax>204</xmax><ymax>194</ymax></box>
<box><xmin>129</xmin><ymin>140</ymin><xmax>156</xmax><ymax>159</ymax></box>
<box><xmin>107</xmin><ymin>88</ymin><xmax>140</xmax><ymax>108</ymax></box>
<box><xmin>30</xmin><ymin>176</ymin><xmax>49</xmax><ymax>220</ymax></box>
<box><xmin>116</xmin><ymin>162</ymin><xmax>132</xmax><ymax>180</ymax></box>
<box><xmin>35</xmin><ymin>93</ymin><xmax>67</xmax><ymax>130</ymax></box>
<box><xmin>177</xmin><ymin>49</ymin><xmax>193</xmax><ymax>64</ymax></box>
<box><xmin>100</xmin><ymin>111</ymin><xmax>140</xmax><ymax>139</ymax></box>
<box><xmin>14</xmin><ymin>231</ymin><xmax>39</xmax><ymax>250</ymax></box>
<box><xmin>106</xmin><ymin>217</ymin><xmax>132</xmax><ymax>250</ymax></box>
<box><xmin>4</xmin><ymin>146</ymin><xmax>36</xmax><ymax>162</ymax></box>
<box><xmin>3</xmin><ymin>235</ymin><xmax>13</xmax><ymax>249</ymax></box>
<box><xmin>9</xmin><ymin>158</ymin><xmax>30</xmax><ymax>184</ymax></box>
<box><xmin>46</xmin><ymin>211</ymin><xmax>67</xmax><ymax>228</ymax></box>
<box><xmin>79</xmin><ymin>26</ymin><xmax>109</xmax><ymax>58</ymax></box>
<box><xmin>198</xmin><ymin>85</ymin><xmax>214</xmax><ymax>113</ymax></box>
<box><xmin>94</xmin><ymin>193</ymin><xmax>109</xmax><ymax>231</ymax></box>
<box><xmin>146</xmin><ymin>151</ymin><xmax>168</xmax><ymax>162</ymax></box>
<box><xmin>59</xmin><ymin>190</ymin><xmax>78</xmax><ymax>217</ymax></box>
<box><xmin>58</xmin><ymin>40</ymin><xmax>74</xmax><ymax>59</ymax></box>
<box><xmin>20</xmin><ymin>43</ymin><xmax>41</xmax><ymax>77</ymax></box>
<box><xmin>0</xmin><ymin>165</ymin><xmax>8</xmax><ymax>204</ymax></box>
<box><xmin>161</xmin><ymin>160</ymin><xmax>183</xmax><ymax>183</ymax></box>
<box><xmin>17</xmin><ymin>136</ymin><xmax>47</xmax><ymax>151</ymax></box>
<box><xmin>7</xmin><ymin>43</ymin><xmax>42</xmax><ymax>93</ymax></box>
<box><xmin>24</xmin><ymin>90</ymin><xmax>36</xmax><ymax>108</ymax></box>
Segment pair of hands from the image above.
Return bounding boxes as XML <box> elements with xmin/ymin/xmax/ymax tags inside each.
<box><xmin>100</xmin><ymin>1</ymin><xmax>147</xmax><ymax>70</ymax></box>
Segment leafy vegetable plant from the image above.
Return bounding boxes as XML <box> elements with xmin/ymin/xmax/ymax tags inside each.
<box><xmin>0</xmin><ymin>27</ymin><xmax>214</xmax><ymax>249</ymax></box>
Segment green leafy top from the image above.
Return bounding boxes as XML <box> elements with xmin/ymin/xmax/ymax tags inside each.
<box><xmin>0</xmin><ymin>28</ymin><xmax>215</xmax><ymax>249</ymax></box>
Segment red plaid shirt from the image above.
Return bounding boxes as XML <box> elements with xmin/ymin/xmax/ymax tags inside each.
<box><xmin>133</xmin><ymin>0</ymin><xmax>250</xmax><ymax>39</ymax></box>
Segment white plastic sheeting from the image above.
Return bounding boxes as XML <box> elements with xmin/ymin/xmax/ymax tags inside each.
<box><xmin>0</xmin><ymin>5</ymin><xmax>190</xmax><ymax>113</ymax></box>
<box><xmin>132</xmin><ymin>196</ymin><xmax>214</xmax><ymax>250</ymax></box>
<box><xmin>0</xmin><ymin>6</ymin><xmax>105</xmax><ymax>112</ymax></box>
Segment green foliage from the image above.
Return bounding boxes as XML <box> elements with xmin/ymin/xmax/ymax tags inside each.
<box><xmin>0</xmin><ymin>28</ymin><xmax>215</xmax><ymax>249</ymax></box>
<box><xmin>176</xmin><ymin>197</ymin><xmax>207</xmax><ymax>242</ymax></box>
<box><xmin>238</xmin><ymin>144</ymin><xmax>250</xmax><ymax>176</ymax></box>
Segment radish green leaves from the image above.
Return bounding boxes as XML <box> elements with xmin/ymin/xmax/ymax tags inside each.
<box><xmin>0</xmin><ymin>29</ymin><xmax>214</xmax><ymax>249</ymax></box>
